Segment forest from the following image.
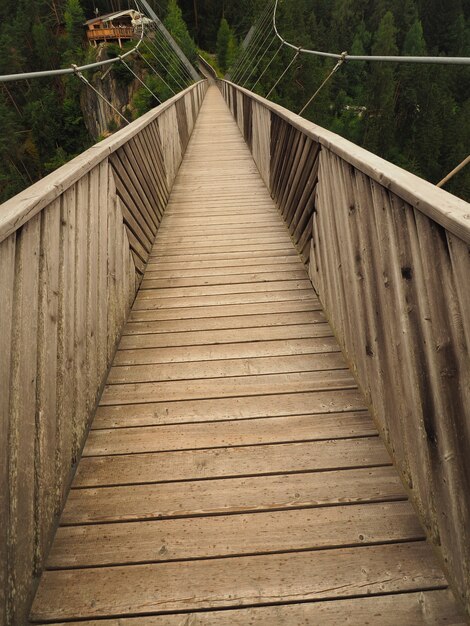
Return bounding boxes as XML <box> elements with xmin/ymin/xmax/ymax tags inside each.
<box><xmin>0</xmin><ymin>0</ymin><xmax>469</xmax><ymax>202</ymax></box>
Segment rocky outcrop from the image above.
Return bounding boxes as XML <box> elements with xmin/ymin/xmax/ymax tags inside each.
<box><xmin>80</xmin><ymin>44</ymin><xmax>143</xmax><ymax>138</ymax></box>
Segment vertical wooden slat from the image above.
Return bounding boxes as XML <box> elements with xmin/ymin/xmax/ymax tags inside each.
<box><xmin>251</xmin><ymin>101</ymin><xmax>270</xmax><ymax>187</ymax></box>
<box><xmin>87</xmin><ymin>167</ymin><xmax>100</xmax><ymax>415</ymax></box>
<box><xmin>448</xmin><ymin>234</ymin><xmax>470</xmax><ymax>351</ymax></box>
<box><xmin>107</xmin><ymin>165</ymin><xmax>118</xmax><ymax>362</ymax></box>
<box><xmin>0</xmin><ymin>233</ymin><xmax>16</xmax><ymax>626</ymax></box>
<box><xmin>35</xmin><ymin>200</ymin><xmax>61</xmax><ymax>572</ymax></box>
<box><xmin>56</xmin><ymin>188</ymin><xmax>76</xmax><ymax>511</ymax></box>
<box><xmin>97</xmin><ymin>160</ymin><xmax>109</xmax><ymax>380</ymax></box>
<box><xmin>8</xmin><ymin>215</ymin><xmax>41</xmax><ymax>625</ymax></box>
<box><xmin>73</xmin><ymin>176</ymin><xmax>89</xmax><ymax>459</ymax></box>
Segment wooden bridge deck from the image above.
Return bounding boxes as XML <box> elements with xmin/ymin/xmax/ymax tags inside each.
<box><xmin>30</xmin><ymin>87</ymin><xmax>464</xmax><ymax>624</ymax></box>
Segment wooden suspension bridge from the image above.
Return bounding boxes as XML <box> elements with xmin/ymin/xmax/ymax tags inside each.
<box><xmin>1</xmin><ymin>82</ymin><xmax>469</xmax><ymax>624</ymax></box>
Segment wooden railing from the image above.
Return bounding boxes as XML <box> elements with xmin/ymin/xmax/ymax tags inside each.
<box><xmin>220</xmin><ymin>80</ymin><xmax>470</xmax><ymax>616</ymax></box>
<box><xmin>87</xmin><ymin>27</ymin><xmax>135</xmax><ymax>42</ymax></box>
<box><xmin>0</xmin><ymin>80</ymin><xmax>207</xmax><ymax>625</ymax></box>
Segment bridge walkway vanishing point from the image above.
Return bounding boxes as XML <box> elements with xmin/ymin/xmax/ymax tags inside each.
<box><xmin>29</xmin><ymin>87</ymin><xmax>466</xmax><ymax>623</ymax></box>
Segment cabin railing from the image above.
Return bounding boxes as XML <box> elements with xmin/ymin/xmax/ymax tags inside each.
<box><xmin>87</xmin><ymin>27</ymin><xmax>136</xmax><ymax>43</ymax></box>
<box><xmin>220</xmin><ymin>79</ymin><xmax>470</xmax><ymax>616</ymax></box>
<box><xmin>0</xmin><ymin>79</ymin><xmax>207</xmax><ymax>625</ymax></box>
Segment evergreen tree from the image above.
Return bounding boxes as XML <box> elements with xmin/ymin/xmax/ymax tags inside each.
<box><xmin>363</xmin><ymin>11</ymin><xmax>398</xmax><ymax>159</ymax></box>
<box><xmin>216</xmin><ymin>18</ymin><xmax>231</xmax><ymax>73</ymax></box>
<box><xmin>164</xmin><ymin>0</ymin><xmax>198</xmax><ymax>65</ymax></box>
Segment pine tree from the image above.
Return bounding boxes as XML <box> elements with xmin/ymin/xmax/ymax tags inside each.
<box><xmin>216</xmin><ymin>18</ymin><xmax>231</xmax><ymax>73</ymax></box>
<box><xmin>164</xmin><ymin>0</ymin><xmax>197</xmax><ymax>66</ymax></box>
<box><xmin>363</xmin><ymin>11</ymin><xmax>398</xmax><ymax>159</ymax></box>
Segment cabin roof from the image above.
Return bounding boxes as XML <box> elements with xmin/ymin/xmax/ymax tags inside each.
<box><xmin>84</xmin><ymin>10</ymin><xmax>137</xmax><ymax>26</ymax></box>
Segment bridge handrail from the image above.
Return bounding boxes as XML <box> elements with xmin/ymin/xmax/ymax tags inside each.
<box><xmin>0</xmin><ymin>81</ymin><xmax>206</xmax><ymax>245</ymax></box>
<box><xmin>0</xmin><ymin>79</ymin><xmax>208</xmax><ymax>625</ymax></box>
<box><xmin>221</xmin><ymin>80</ymin><xmax>470</xmax><ymax>245</ymax></box>
<box><xmin>220</xmin><ymin>78</ymin><xmax>470</xmax><ymax>616</ymax></box>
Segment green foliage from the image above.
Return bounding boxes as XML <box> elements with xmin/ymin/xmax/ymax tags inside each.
<box><xmin>132</xmin><ymin>75</ymin><xmax>172</xmax><ymax>117</ymax></box>
<box><xmin>216</xmin><ymin>18</ymin><xmax>239</xmax><ymax>74</ymax></box>
<box><xmin>216</xmin><ymin>18</ymin><xmax>231</xmax><ymax>73</ymax></box>
<box><xmin>215</xmin><ymin>0</ymin><xmax>469</xmax><ymax>201</ymax></box>
<box><xmin>164</xmin><ymin>0</ymin><xmax>198</xmax><ymax>66</ymax></box>
<box><xmin>64</xmin><ymin>0</ymin><xmax>86</xmax><ymax>55</ymax></box>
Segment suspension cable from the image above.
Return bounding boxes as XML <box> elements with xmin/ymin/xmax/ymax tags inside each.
<box><xmin>148</xmin><ymin>21</ymin><xmax>194</xmax><ymax>84</ymax></box>
<box><xmin>241</xmin><ymin>33</ymin><xmax>277</xmax><ymax>87</ymax></box>
<box><xmin>266</xmin><ymin>47</ymin><xmax>301</xmax><ymax>99</ymax></box>
<box><xmin>119</xmin><ymin>55</ymin><xmax>161</xmax><ymax>103</ymax></box>
<box><xmin>136</xmin><ymin>49</ymin><xmax>175</xmax><ymax>94</ymax></box>
<box><xmin>144</xmin><ymin>34</ymin><xmax>187</xmax><ymax>89</ymax></box>
<box><xmin>146</xmin><ymin>25</ymin><xmax>190</xmax><ymax>88</ymax></box>
<box><xmin>251</xmin><ymin>42</ymin><xmax>283</xmax><ymax>91</ymax></box>
<box><xmin>298</xmin><ymin>53</ymin><xmax>347</xmax><ymax>116</ymax></box>
<box><xmin>231</xmin><ymin>1</ymin><xmax>274</xmax><ymax>81</ymax></box>
<box><xmin>72</xmin><ymin>65</ymin><xmax>130</xmax><ymax>125</ymax></box>
<box><xmin>234</xmin><ymin>8</ymin><xmax>275</xmax><ymax>84</ymax></box>
<box><xmin>437</xmin><ymin>155</ymin><xmax>470</xmax><ymax>188</ymax></box>
<box><xmin>230</xmin><ymin>3</ymin><xmax>272</xmax><ymax>79</ymax></box>
<box><xmin>272</xmin><ymin>0</ymin><xmax>470</xmax><ymax>65</ymax></box>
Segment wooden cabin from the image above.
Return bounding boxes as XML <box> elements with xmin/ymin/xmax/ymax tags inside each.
<box><xmin>85</xmin><ymin>10</ymin><xmax>139</xmax><ymax>48</ymax></box>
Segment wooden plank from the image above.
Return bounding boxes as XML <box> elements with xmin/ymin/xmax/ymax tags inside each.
<box><xmin>56</xmin><ymin>188</ymin><xmax>76</xmax><ymax>513</ymax></box>
<box><xmin>148</xmin><ymin>249</ymin><xmax>298</xmax><ymax>264</ymax></box>
<box><xmin>48</xmin><ymin>502</ymin><xmax>422</xmax><ymax>568</ymax></box>
<box><xmin>150</xmin><ymin>243</ymin><xmax>299</xmax><ymax>257</ymax></box>
<box><xmin>93</xmin><ymin>388</ymin><xmax>366</xmax><ymax>430</ymax></box>
<box><xmin>123</xmin><ymin>310</ymin><xmax>325</xmax><ymax>334</ymax></box>
<box><xmin>100</xmin><ymin>369</ymin><xmax>355</xmax><ymax>406</ymax></box>
<box><xmin>107</xmin><ymin>351</ymin><xmax>342</xmax><ymax>383</ymax></box>
<box><xmin>0</xmin><ymin>232</ymin><xmax>16</xmax><ymax>625</ymax></box>
<box><xmin>35</xmin><ymin>200</ymin><xmax>61</xmax><ymax>567</ymax></box>
<box><xmin>111</xmin><ymin>149</ymin><xmax>157</xmax><ymax>239</ymax></box>
<box><xmin>118</xmin><ymin>323</ymin><xmax>333</xmax><ymax>350</ymax></box>
<box><xmin>8</xmin><ymin>215</ymin><xmax>41</xmax><ymax>625</ymax></box>
<box><xmin>129</xmin><ymin>300</ymin><xmax>320</xmax><ymax>322</ymax></box>
<box><xmin>141</xmin><ymin>270</ymin><xmax>309</xmax><ymax>289</ymax></box>
<box><xmin>85</xmin><ymin>411</ymin><xmax>375</xmax><ymax>456</ymax></box>
<box><xmin>61</xmin><ymin>465</ymin><xmax>406</xmax><ymax>525</ymax></box>
<box><xmin>73</xmin><ymin>176</ymin><xmax>89</xmax><ymax>459</ymax></box>
<box><xmin>31</xmin><ymin>542</ymin><xmax>446</xmax><ymax>621</ymax></box>
<box><xmin>73</xmin><ymin>437</ymin><xmax>388</xmax><ymax>488</ymax></box>
<box><xmin>132</xmin><ymin>289</ymin><xmax>317</xmax><ymax>310</ymax></box>
<box><xmin>97</xmin><ymin>160</ymin><xmax>109</xmax><ymax>380</ymax></box>
<box><xmin>86</xmin><ymin>166</ymin><xmax>99</xmax><ymax>415</ymax></box>
<box><xmin>114</xmin><ymin>337</ymin><xmax>340</xmax><ymax>367</ymax></box>
<box><xmin>30</xmin><ymin>590</ymin><xmax>466</xmax><ymax>625</ymax></box>
<box><xmin>135</xmin><ymin>279</ymin><xmax>314</xmax><ymax>297</ymax></box>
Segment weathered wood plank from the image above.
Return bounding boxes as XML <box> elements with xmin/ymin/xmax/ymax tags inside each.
<box><xmin>48</xmin><ymin>502</ymin><xmax>422</xmax><ymax>568</ymax></box>
<box><xmin>31</xmin><ymin>542</ymin><xmax>446</xmax><ymax>621</ymax></box>
<box><xmin>93</xmin><ymin>388</ymin><xmax>367</xmax><ymax>430</ymax></box>
<box><xmin>8</xmin><ymin>215</ymin><xmax>41</xmax><ymax>625</ymax></box>
<box><xmin>30</xmin><ymin>590</ymin><xmax>467</xmax><ymax>626</ymax></box>
<box><xmin>84</xmin><ymin>411</ymin><xmax>374</xmax><ymax>456</ymax></box>
<box><xmin>107</xmin><ymin>351</ymin><xmax>341</xmax><ymax>383</ymax></box>
<box><xmin>61</xmin><ymin>465</ymin><xmax>406</xmax><ymax>525</ymax></box>
<box><xmin>0</xmin><ymin>232</ymin><xmax>16</xmax><ymax>625</ymax></box>
<box><xmin>100</xmin><ymin>370</ymin><xmax>355</xmax><ymax>406</ymax></box>
<box><xmin>73</xmin><ymin>437</ymin><xmax>388</xmax><ymax>488</ymax></box>
<box><xmin>128</xmin><ymin>299</ymin><xmax>320</xmax><ymax>322</ymax></box>
<box><xmin>118</xmin><ymin>323</ymin><xmax>333</xmax><ymax>350</ymax></box>
<box><xmin>123</xmin><ymin>310</ymin><xmax>325</xmax><ymax>334</ymax></box>
<box><xmin>35</xmin><ymin>200</ymin><xmax>61</xmax><ymax>569</ymax></box>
